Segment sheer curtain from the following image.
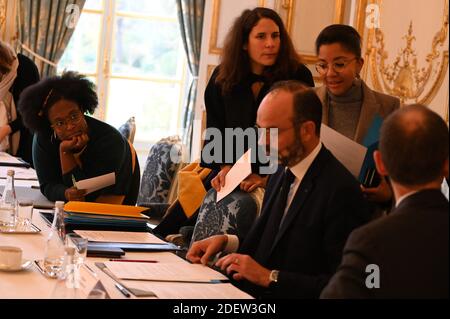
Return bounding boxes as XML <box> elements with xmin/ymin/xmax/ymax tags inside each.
<box><xmin>176</xmin><ymin>0</ymin><xmax>205</xmax><ymax>152</ymax></box>
<box><xmin>18</xmin><ymin>0</ymin><xmax>86</xmax><ymax>77</ymax></box>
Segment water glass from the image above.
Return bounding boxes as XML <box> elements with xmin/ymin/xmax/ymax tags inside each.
<box><xmin>65</xmin><ymin>234</ymin><xmax>88</xmax><ymax>267</ymax></box>
<box><xmin>18</xmin><ymin>201</ymin><xmax>34</xmax><ymax>228</ymax></box>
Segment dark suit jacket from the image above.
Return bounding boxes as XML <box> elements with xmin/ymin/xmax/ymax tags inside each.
<box><xmin>236</xmin><ymin>146</ymin><xmax>370</xmax><ymax>298</ymax></box>
<box><xmin>321</xmin><ymin>189</ymin><xmax>449</xmax><ymax>299</ymax></box>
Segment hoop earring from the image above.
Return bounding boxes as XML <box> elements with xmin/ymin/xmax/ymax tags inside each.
<box><xmin>51</xmin><ymin>130</ymin><xmax>57</xmax><ymax>143</ymax></box>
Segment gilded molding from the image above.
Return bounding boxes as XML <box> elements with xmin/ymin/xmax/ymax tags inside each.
<box><xmin>207</xmin><ymin>64</ymin><xmax>216</xmax><ymax>81</ymax></box>
<box><xmin>280</xmin><ymin>0</ymin><xmax>347</xmax><ymax>65</ymax></box>
<box><xmin>368</xmin><ymin>0</ymin><xmax>449</xmax><ymax>105</ymax></box>
<box><xmin>0</xmin><ymin>0</ymin><xmax>6</xmax><ymax>40</ymax></box>
<box><xmin>209</xmin><ymin>0</ymin><xmax>266</xmax><ymax>55</ymax></box>
<box><xmin>208</xmin><ymin>0</ymin><xmax>221</xmax><ymax>55</ymax></box>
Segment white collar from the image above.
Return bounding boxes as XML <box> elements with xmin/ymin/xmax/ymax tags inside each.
<box><xmin>289</xmin><ymin>142</ymin><xmax>322</xmax><ymax>181</ymax></box>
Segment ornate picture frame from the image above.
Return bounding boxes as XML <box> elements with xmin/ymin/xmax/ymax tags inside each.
<box><xmin>209</xmin><ymin>0</ymin><xmax>266</xmax><ymax>55</ymax></box>
<box><xmin>275</xmin><ymin>0</ymin><xmax>349</xmax><ymax>64</ymax></box>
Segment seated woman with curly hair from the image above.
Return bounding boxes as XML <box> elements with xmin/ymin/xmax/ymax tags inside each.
<box><xmin>18</xmin><ymin>72</ymin><xmax>140</xmax><ymax>204</ymax></box>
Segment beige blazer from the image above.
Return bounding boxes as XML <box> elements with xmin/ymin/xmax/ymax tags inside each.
<box><xmin>315</xmin><ymin>80</ymin><xmax>400</xmax><ymax>144</ymax></box>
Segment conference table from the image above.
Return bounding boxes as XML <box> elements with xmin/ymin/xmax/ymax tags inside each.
<box><xmin>0</xmin><ymin>153</ymin><xmax>252</xmax><ymax>299</ymax></box>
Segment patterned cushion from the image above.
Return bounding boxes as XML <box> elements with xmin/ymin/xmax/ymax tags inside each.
<box><xmin>137</xmin><ymin>136</ymin><xmax>183</xmax><ymax>207</ymax></box>
<box><xmin>118</xmin><ymin>117</ymin><xmax>136</xmax><ymax>143</ymax></box>
<box><xmin>191</xmin><ymin>188</ymin><xmax>259</xmax><ymax>243</ymax></box>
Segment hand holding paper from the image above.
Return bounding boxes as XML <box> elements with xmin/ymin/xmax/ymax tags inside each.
<box><xmin>216</xmin><ymin>149</ymin><xmax>252</xmax><ymax>202</ymax></box>
<box><xmin>75</xmin><ymin>172</ymin><xmax>116</xmax><ymax>195</ymax></box>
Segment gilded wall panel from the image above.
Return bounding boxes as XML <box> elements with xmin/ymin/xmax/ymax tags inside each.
<box><xmin>209</xmin><ymin>0</ymin><xmax>265</xmax><ymax>55</ymax></box>
<box><xmin>0</xmin><ymin>0</ymin><xmax>7</xmax><ymax>41</ymax></box>
<box><xmin>274</xmin><ymin>0</ymin><xmax>348</xmax><ymax>64</ymax></box>
<box><xmin>365</xmin><ymin>0</ymin><xmax>449</xmax><ymax>108</ymax></box>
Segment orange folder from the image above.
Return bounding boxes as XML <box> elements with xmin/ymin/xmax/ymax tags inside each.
<box><xmin>64</xmin><ymin>201</ymin><xmax>150</xmax><ymax>219</ymax></box>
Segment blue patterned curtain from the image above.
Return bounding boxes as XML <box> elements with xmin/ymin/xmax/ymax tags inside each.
<box><xmin>176</xmin><ymin>0</ymin><xmax>205</xmax><ymax>152</ymax></box>
<box><xmin>17</xmin><ymin>0</ymin><xmax>86</xmax><ymax>77</ymax></box>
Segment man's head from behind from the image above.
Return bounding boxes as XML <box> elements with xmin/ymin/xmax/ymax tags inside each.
<box><xmin>375</xmin><ymin>104</ymin><xmax>449</xmax><ymax>188</ymax></box>
<box><xmin>257</xmin><ymin>80</ymin><xmax>322</xmax><ymax>167</ymax></box>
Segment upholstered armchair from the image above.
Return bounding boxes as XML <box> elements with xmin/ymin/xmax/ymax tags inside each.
<box><xmin>117</xmin><ymin>116</ymin><xmax>136</xmax><ymax>144</ymax></box>
<box><xmin>137</xmin><ymin>135</ymin><xmax>185</xmax><ymax>217</ymax></box>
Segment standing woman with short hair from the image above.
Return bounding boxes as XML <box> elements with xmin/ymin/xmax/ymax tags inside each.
<box><xmin>202</xmin><ymin>7</ymin><xmax>314</xmax><ymax>192</ymax></box>
<box><xmin>314</xmin><ymin>24</ymin><xmax>400</xmax><ymax>213</ymax></box>
<box><xmin>18</xmin><ymin>72</ymin><xmax>140</xmax><ymax>204</ymax></box>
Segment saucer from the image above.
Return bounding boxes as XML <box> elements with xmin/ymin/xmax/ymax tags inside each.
<box><xmin>0</xmin><ymin>259</ymin><xmax>33</xmax><ymax>272</ymax></box>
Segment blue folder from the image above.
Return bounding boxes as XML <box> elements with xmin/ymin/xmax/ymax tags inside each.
<box><xmin>358</xmin><ymin>115</ymin><xmax>384</xmax><ymax>187</ymax></box>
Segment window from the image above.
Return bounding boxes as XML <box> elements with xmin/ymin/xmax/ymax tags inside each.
<box><xmin>58</xmin><ymin>0</ymin><xmax>187</xmax><ymax>160</ymax></box>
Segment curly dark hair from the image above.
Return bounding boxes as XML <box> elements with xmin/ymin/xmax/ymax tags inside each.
<box><xmin>18</xmin><ymin>71</ymin><xmax>98</xmax><ymax>133</ymax></box>
<box><xmin>216</xmin><ymin>7</ymin><xmax>301</xmax><ymax>95</ymax></box>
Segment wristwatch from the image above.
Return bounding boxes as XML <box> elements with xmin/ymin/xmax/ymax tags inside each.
<box><xmin>269</xmin><ymin>270</ymin><xmax>279</xmax><ymax>287</ymax></box>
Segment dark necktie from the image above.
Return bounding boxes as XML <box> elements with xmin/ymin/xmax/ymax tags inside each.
<box><xmin>253</xmin><ymin>168</ymin><xmax>296</xmax><ymax>263</ymax></box>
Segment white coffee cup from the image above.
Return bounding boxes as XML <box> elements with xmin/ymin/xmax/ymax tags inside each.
<box><xmin>0</xmin><ymin>246</ymin><xmax>23</xmax><ymax>269</ymax></box>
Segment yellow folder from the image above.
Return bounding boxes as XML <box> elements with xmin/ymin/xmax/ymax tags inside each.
<box><xmin>64</xmin><ymin>201</ymin><xmax>150</xmax><ymax>219</ymax></box>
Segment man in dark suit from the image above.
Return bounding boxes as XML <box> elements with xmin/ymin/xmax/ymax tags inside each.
<box><xmin>321</xmin><ymin>104</ymin><xmax>449</xmax><ymax>298</ymax></box>
<box><xmin>187</xmin><ymin>81</ymin><xmax>370</xmax><ymax>298</ymax></box>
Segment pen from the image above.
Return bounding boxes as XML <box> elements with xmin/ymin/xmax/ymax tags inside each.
<box><xmin>109</xmin><ymin>259</ymin><xmax>158</xmax><ymax>263</ymax></box>
<box><xmin>71</xmin><ymin>175</ymin><xmax>77</xmax><ymax>189</ymax></box>
<box><xmin>115</xmin><ymin>283</ymin><xmax>131</xmax><ymax>298</ymax></box>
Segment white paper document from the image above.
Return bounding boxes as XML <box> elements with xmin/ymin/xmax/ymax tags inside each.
<box><xmin>74</xmin><ymin>230</ymin><xmax>167</xmax><ymax>244</ymax></box>
<box><xmin>0</xmin><ymin>152</ymin><xmax>23</xmax><ymax>164</ymax></box>
<box><xmin>321</xmin><ymin>124</ymin><xmax>367</xmax><ymax>177</ymax></box>
<box><xmin>216</xmin><ymin>149</ymin><xmax>252</xmax><ymax>202</ymax></box>
<box><xmin>0</xmin><ymin>166</ymin><xmax>37</xmax><ymax>180</ymax></box>
<box><xmin>105</xmin><ymin>261</ymin><xmax>228</xmax><ymax>282</ymax></box>
<box><xmin>126</xmin><ymin>282</ymin><xmax>253</xmax><ymax>299</ymax></box>
<box><xmin>75</xmin><ymin>172</ymin><xmax>115</xmax><ymax>195</ymax></box>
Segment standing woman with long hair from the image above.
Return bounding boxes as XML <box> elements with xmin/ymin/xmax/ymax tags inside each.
<box><xmin>202</xmin><ymin>7</ymin><xmax>314</xmax><ymax>192</ymax></box>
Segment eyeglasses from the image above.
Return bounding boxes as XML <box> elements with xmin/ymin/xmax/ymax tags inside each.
<box><xmin>254</xmin><ymin>124</ymin><xmax>294</xmax><ymax>135</ymax></box>
<box><xmin>315</xmin><ymin>57</ymin><xmax>359</xmax><ymax>75</ymax></box>
<box><xmin>50</xmin><ymin>112</ymin><xmax>83</xmax><ymax>129</ymax></box>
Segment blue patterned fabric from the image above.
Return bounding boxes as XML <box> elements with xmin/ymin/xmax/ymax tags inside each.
<box><xmin>137</xmin><ymin>136</ymin><xmax>183</xmax><ymax>207</ymax></box>
<box><xmin>191</xmin><ymin>188</ymin><xmax>258</xmax><ymax>243</ymax></box>
<box><xmin>117</xmin><ymin>117</ymin><xmax>136</xmax><ymax>144</ymax></box>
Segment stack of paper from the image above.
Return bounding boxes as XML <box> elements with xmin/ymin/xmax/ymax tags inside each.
<box><xmin>74</xmin><ymin>230</ymin><xmax>167</xmax><ymax>244</ymax></box>
<box><xmin>40</xmin><ymin>211</ymin><xmax>151</xmax><ymax>233</ymax></box>
<box><xmin>105</xmin><ymin>261</ymin><xmax>228</xmax><ymax>283</ymax></box>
